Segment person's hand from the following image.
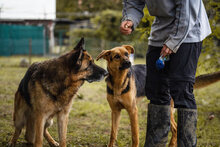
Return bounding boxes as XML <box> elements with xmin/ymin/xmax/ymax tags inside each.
<box><xmin>160</xmin><ymin>44</ymin><xmax>173</xmax><ymax>57</ymax></box>
<box><xmin>120</xmin><ymin>20</ymin><xmax>134</xmax><ymax>35</ymax></box>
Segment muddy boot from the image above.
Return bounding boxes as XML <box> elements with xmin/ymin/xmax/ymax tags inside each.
<box><xmin>144</xmin><ymin>104</ymin><xmax>170</xmax><ymax>147</ymax></box>
<box><xmin>177</xmin><ymin>108</ymin><xmax>197</xmax><ymax>147</ymax></box>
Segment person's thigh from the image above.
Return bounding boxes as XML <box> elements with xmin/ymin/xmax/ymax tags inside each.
<box><xmin>169</xmin><ymin>42</ymin><xmax>202</xmax><ymax>82</ymax></box>
<box><xmin>145</xmin><ymin>46</ymin><xmax>171</xmax><ymax>105</ymax></box>
<box><xmin>169</xmin><ymin>42</ymin><xmax>202</xmax><ymax>109</ymax></box>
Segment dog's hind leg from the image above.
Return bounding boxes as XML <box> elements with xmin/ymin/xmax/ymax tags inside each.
<box><xmin>108</xmin><ymin>109</ymin><xmax>121</xmax><ymax>147</ymax></box>
<box><xmin>9</xmin><ymin>126</ymin><xmax>23</xmax><ymax>147</ymax></box>
<box><xmin>9</xmin><ymin>92</ymin><xmax>26</xmax><ymax>147</ymax></box>
<box><xmin>169</xmin><ymin>99</ymin><xmax>177</xmax><ymax>147</ymax></box>
<box><xmin>25</xmin><ymin>113</ymin><xmax>35</xmax><ymax>145</ymax></box>
<box><xmin>127</xmin><ymin>106</ymin><xmax>139</xmax><ymax>147</ymax></box>
<box><xmin>44</xmin><ymin>119</ymin><xmax>59</xmax><ymax>147</ymax></box>
<box><xmin>34</xmin><ymin>113</ymin><xmax>46</xmax><ymax>147</ymax></box>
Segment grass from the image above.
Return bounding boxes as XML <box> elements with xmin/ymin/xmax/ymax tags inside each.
<box><xmin>0</xmin><ymin>55</ymin><xmax>219</xmax><ymax>147</ymax></box>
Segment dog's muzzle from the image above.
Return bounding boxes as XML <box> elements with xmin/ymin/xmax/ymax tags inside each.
<box><xmin>119</xmin><ymin>60</ymin><xmax>131</xmax><ymax>70</ymax></box>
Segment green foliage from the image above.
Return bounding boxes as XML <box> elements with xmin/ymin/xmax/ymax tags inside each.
<box><xmin>69</xmin><ymin>10</ymin><xmax>125</xmax><ymax>42</ymax></box>
<box><xmin>68</xmin><ymin>28</ymin><xmax>97</xmax><ymax>39</ymax></box>
<box><xmin>91</xmin><ymin>10</ymin><xmax>127</xmax><ymax>42</ymax></box>
<box><xmin>136</xmin><ymin>8</ymin><xmax>155</xmax><ymax>42</ymax></box>
<box><xmin>197</xmin><ymin>0</ymin><xmax>220</xmax><ymax>74</ymax></box>
<box><xmin>56</xmin><ymin>0</ymin><xmax>122</xmax><ymax>19</ymax></box>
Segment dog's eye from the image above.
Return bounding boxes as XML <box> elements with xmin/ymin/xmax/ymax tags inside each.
<box><xmin>125</xmin><ymin>52</ymin><xmax>128</xmax><ymax>57</ymax></box>
<box><xmin>114</xmin><ymin>54</ymin><xmax>120</xmax><ymax>59</ymax></box>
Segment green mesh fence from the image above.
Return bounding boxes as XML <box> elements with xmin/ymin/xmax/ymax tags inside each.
<box><xmin>0</xmin><ymin>24</ymin><xmax>48</xmax><ymax>56</ymax></box>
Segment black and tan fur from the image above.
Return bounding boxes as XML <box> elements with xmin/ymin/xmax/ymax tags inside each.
<box><xmin>9</xmin><ymin>38</ymin><xmax>107</xmax><ymax>147</ymax></box>
<box><xmin>96</xmin><ymin>45</ymin><xmax>148</xmax><ymax>147</ymax></box>
<box><xmin>96</xmin><ymin>45</ymin><xmax>220</xmax><ymax>147</ymax></box>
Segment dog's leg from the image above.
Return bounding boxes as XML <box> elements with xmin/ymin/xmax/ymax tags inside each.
<box><xmin>108</xmin><ymin>109</ymin><xmax>121</xmax><ymax>147</ymax></box>
<box><xmin>9</xmin><ymin>96</ymin><xmax>26</xmax><ymax>147</ymax></box>
<box><xmin>44</xmin><ymin>129</ymin><xmax>59</xmax><ymax>147</ymax></box>
<box><xmin>127</xmin><ymin>106</ymin><xmax>139</xmax><ymax>147</ymax></box>
<box><xmin>169</xmin><ymin>99</ymin><xmax>177</xmax><ymax>147</ymax></box>
<box><xmin>57</xmin><ymin>111</ymin><xmax>69</xmax><ymax>147</ymax></box>
<box><xmin>34</xmin><ymin>113</ymin><xmax>45</xmax><ymax>147</ymax></box>
<box><xmin>25</xmin><ymin>114</ymin><xmax>35</xmax><ymax>145</ymax></box>
<box><xmin>44</xmin><ymin>119</ymin><xmax>59</xmax><ymax>147</ymax></box>
<box><xmin>9</xmin><ymin>127</ymin><xmax>22</xmax><ymax>147</ymax></box>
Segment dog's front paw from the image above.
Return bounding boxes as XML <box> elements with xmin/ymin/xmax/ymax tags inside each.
<box><xmin>49</xmin><ymin>141</ymin><xmax>59</xmax><ymax>147</ymax></box>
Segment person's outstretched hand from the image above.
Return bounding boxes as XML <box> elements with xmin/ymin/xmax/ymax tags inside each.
<box><xmin>120</xmin><ymin>20</ymin><xmax>133</xmax><ymax>35</ymax></box>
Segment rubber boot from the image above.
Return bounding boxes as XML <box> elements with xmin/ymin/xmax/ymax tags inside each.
<box><xmin>177</xmin><ymin>108</ymin><xmax>197</xmax><ymax>147</ymax></box>
<box><xmin>144</xmin><ymin>104</ymin><xmax>170</xmax><ymax>147</ymax></box>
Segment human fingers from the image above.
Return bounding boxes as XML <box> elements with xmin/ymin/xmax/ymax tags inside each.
<box><xmin>160</xmin><ymin>45</ymin><xmax>167</xmax><ymax>57</ymax></box>
<box><xmin>125</xmin><ymin>21</ymin><xmax>133</xmax><ymax>29</ymax></box>
<box><xmin>120</xmin><ymin>21</ymin><xmax>133</xmax><ymax>35</ymax></box>
<box><xmin>161</xmin><ymin>45</ymin><xmax>173</xmax><ymax>57</ymax></box>
<box><xmin>168</xmin><ymin>49</ymin><xmax>173</xmax><ymax>54</ymax></box>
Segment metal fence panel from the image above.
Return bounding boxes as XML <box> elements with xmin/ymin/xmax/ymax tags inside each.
<box><xmin>0</xmin><ymin>24</ymin><xmax>46</xmax><ymax>56</ymax></box>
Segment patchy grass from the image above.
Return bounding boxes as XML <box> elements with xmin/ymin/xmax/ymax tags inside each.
<box><xmin>0</xmin><ymin>56</ymin><xmax>219</xmax><ymax>147</ymax></box>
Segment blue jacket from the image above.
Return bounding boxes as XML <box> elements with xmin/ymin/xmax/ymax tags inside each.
<box><xmin>122</xmin><ymin>0</ymin><xmax>212</xmax><ymax>53</ymax></box>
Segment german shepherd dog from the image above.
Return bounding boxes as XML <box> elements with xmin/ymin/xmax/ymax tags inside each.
<box><xmin>96</xmin><ymin>45</ymin><xmax>220</xmax><ymax>147</ymax></box>
<box><xmin>9</xmin><ymin>38</ymin><xmax>107</xmax><ymax>147</ymax></box>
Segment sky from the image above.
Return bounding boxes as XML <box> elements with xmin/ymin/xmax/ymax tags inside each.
<box><xmin>0</xmin><ymin>0</ymin><xmax>56</xmax><ymax>20</ymax></box>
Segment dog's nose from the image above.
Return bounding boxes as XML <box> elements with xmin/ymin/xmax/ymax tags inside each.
<box><xmin>124</xmin><ymin>60</ymin><xmax>131</xmax><ymax>66</ymax></box>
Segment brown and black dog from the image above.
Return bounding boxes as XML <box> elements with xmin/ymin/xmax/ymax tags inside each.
<box><xmin>96</xmin><ymin>45</ymin><xmax>220</xmax><ymax>147</ymax></box>
<box><xmin>9</xmin><ymin>38</ymin><xmax>107</xmax><ymax>147</ymax></box>
<box><xmin>96</xmin><ymin>45</ymin><xmax>153</xmax><ymax>147</ymax></box>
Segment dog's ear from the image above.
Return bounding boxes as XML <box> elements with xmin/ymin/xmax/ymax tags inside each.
<box><xmin>74</xmin><ymin>37</ymin><xmax>85</xmax><ymax>51</ymax></box>
<box><xmin>71</xmin><ymin>38</ymin><xmax>85</xmax><ymax>70</ymax></box>
<box><xmin>96</xmin><ymin>50</ymin><xmax>111</xmax><ymax>61</ymax></box>
<box><xmin>122</xmin><ymin>45</ymin><xmax>134</xmax><ymax>54</ymax></box>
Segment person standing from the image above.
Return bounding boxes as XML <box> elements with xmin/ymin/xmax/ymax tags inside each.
<box><xmin>120</xmin><ymin>0</ymin><xmax>211</xmax><ymax>146</ymax></box>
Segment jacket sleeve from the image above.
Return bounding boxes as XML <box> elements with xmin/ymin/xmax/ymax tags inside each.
<box><xmin>164</xmin><ymin>0</ymin><xmax>201</xmax><ymax>53</ymax></box>
<box><xmin>122</xmin><ymin>0</ymin><xmax>145</xmax><ymax>29</ymax></box>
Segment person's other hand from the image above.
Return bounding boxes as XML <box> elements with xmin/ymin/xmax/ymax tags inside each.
<box><xmin>120</xmin><ymin>20</ymin><xmax>133</xmax><ymax>35</ymax></box>
<box><xmin>160</xmin><ymin>44</ymin><xmax>173</xmax><ymax>57</ymax></box>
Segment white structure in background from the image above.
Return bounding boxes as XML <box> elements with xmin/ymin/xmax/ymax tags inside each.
<box><xmin>0</xmin><ymin>0</ymin><xmax>56</xmax><ymax>54</ymax></box>
<box><xmin>0</xmin><ymin>0</ymin><xmax>56</xmax><ymax>20</ymax></box>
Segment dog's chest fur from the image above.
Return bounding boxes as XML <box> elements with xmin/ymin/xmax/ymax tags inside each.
<box><xmin>106</xmin><ymin>69</ymin><xmax>136</xmax><ymax>106</ymax></box>
<box><xmin>105</xmin><ymin>65</ymin><xmax>147</xmax><ymax>104</ymax></box>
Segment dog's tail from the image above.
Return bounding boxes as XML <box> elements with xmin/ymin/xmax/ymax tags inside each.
<box><xmin>169</xmin><ymin>99</ymin><xmax>177</xmax><ymax>147</ymax></box>
<box><xmin>13</xmin><ymin>91</ymin><xmax>19</xmax><ymax>122</ymax></box>
<box><xmin>194</xmin><ymin>71</ymin><xmax>220</xmax><ymax>89</ymax></box>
